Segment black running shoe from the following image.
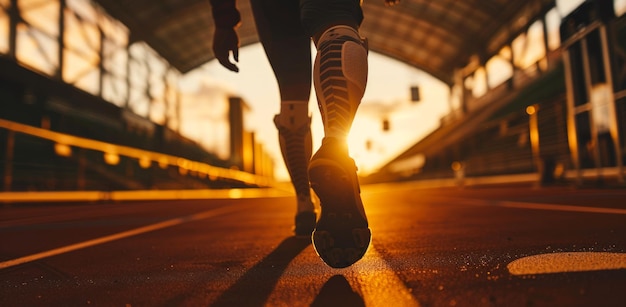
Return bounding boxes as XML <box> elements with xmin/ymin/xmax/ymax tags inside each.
<box><xmin>308</xmin><ymin>137</ymin><xmax>371</xmax><ymax>268</ymax></box>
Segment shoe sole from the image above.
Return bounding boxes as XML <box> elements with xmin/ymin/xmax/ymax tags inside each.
<box><xmin>309</xmin><ymin>159</ymin><xmax>371</xmax><ymax>268</ymax></box>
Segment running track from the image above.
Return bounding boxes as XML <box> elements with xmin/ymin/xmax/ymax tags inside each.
<box><xmin>1</xmin><ymin>183</ymin><xmax>625</xmax><ymax>306</ymax></box>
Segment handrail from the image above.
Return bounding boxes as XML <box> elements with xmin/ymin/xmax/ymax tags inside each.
<box><xmin>0</xmin><ymin>118</ymin><xmax>277</xmax><ymax>188</ymax></box>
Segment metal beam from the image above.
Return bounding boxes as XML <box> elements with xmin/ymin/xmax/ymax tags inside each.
<box><xmin>8</xmin><ymin>0</ymin><xmax>18</xmax><ymax>58</ymax></box>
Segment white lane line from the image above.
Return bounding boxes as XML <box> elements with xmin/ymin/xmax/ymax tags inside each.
<box><xmin>508</xmin><ymin>252</ymin><xmax>626</xmax><ymax>275</ymax></box>
<box><xmin>498</xmin><ymin>201</ymin><xmax>626</xmax><ymax>215</ymax></box>
<box><xmin>457</xmin><ymin>198</ymin><xmax>626</xmax><ymax>215</ymax></box>
<box><xmin>0</xmin><ymin>205</ymin><xmax>241</xmax><ymax>270</ymax></box>
<box><xmin>351</xmin><ymin>244</ymin><xmax>421</xmax><ymax>307</ymax></box>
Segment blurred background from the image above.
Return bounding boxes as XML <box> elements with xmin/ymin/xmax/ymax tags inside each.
<box><xmin>1</xmin><ymin>0</ymin><xmax>626</xmax><ymax>193</ymax></box>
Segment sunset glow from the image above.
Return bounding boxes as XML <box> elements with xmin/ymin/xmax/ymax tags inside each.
<box><xmin>181</xmin><ymin>47</ymin><xmax>450</xmax><ymax>180</ymax></box>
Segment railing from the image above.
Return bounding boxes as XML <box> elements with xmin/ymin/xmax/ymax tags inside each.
<box><xmin>1</xmin><ymin>118</ymin><xmax>282</xmax><ymax>202</ymax></box>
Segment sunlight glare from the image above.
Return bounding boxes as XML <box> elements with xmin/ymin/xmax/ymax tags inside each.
<box><xmin>190</xmin><ymin>45</ymin><xmax>450</xmax><ymax>180</ymax></box>
<box><xmin>618</xmin><ymin>0</ymin><xmax>626</xmax><ymax>16</ymax></box>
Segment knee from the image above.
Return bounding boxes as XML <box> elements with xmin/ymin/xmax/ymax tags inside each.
<box><xmin>314</xmin><ymin>26</ymin><xmax>368</xmax><ymax>99</ymax></box>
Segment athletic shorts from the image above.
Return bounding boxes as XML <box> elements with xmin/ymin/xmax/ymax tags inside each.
<box><xmin>299</xmin><ymin>0</ymin><xmax>363</xmax><ymax>37</ymax></box>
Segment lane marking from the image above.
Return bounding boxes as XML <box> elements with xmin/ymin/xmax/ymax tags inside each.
<box><xmin>457</xmin><ymin>198</ymin><xmax>626</xmax><ymax>215</ymax></box>
<box><xmin>0</xmin><ymin>205</ymin><xmax>242</xmax><ymax>270</ymax></box>
<box><xmin>352</xmin><ymin>244</ymin><xmax>421</xmax><ymax>307</ymax></box>
<box><xmin>508</xmin><ymin>252</ymin><xmax>626</xmax><ymax>275</ymax></box>
<box><xmin>268</xmin><ymin>242</ymin><xmax>421</xmax><ymax>306</ymax></box>
<box><xmin>498</xmin><ymin>201</ymin><xmax>626</xmax><ymax>215</ymax></box>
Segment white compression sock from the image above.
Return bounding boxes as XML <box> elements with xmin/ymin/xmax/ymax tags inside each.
<box><xmin>274</xmin><ymin>101</ymin><xmax>314</xmax><ymax>213</ymax></box>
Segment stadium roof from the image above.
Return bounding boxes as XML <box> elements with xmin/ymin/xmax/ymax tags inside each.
<box><xmin>93</xmin><ymin>0</ymin><xmax>556</xmax><ymax>85</ymax></box>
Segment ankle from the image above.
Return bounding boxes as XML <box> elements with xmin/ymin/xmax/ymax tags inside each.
<box><xmin>296</xmin><ymin>194</ymin><xmax>315</xmax><ymax>213</ymax></box>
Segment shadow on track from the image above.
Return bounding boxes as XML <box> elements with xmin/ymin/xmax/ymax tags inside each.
<box><xmin>211</xmin><ymin>236</ymin><xmax>311</xmax><ymax>306</ymax></box>
<box><xmin>311</xmin><ymin>275</ymin><xmax>365</xmax><ymax>307</ymax></box>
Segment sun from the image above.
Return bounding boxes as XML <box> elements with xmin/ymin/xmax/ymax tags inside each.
<box><xmin>347</xmin><ymin>115</ymin><xmax>389</xmax><ymax>175</ymax></box>
<box><xmin>307</xmin><ymin>100</ymin><xmax>392</xmax><ymax>176</ymax></box>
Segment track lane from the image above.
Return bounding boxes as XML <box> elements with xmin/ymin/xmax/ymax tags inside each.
<box><xmin>1</xmin><ymin>184</ymin><xmax>625</xmax><ymax>306</ymax></box>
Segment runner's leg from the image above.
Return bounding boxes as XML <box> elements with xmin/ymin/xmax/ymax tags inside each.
<box><xmin>300</xmin><ymin>0</ymin><xmax>371</xmax><ymax>268</ymax></box>
<box><xmin>250</xmin><ymin>0</ymin><xmax>315</xmax><ymax>235</ymax></box>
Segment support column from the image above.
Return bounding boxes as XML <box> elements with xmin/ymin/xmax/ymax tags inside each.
<box><xmin>175</xmin><ymin>89</ymin><xmax>181</xmax><ymax>133</ymax></box>
<box><xmin>145</xmin><ymin>61</ymin><xmax>152</xmax><ymax>120</ymax></box>
<box><xmin>125</xmin><ymin>43</ymin><xmax>132</xmax><ymax>109</ymax></box>
<box><xmin>447</xmin><ymin>84</ymin><xmax>454</xmax><ymax>116</ymax></box>
<box><xmin>162</xmin><ymin>68</ymin><xmax>170</xmax><ymax>128</ymax></box>
<box><xmin>8</xmin><ymin>0</ymin><xmax>18</xmax><ymax>58</ymax></box>
<box><xmin>599</xmin><ymin>25</ymin><xmax>624</xmax><ymax>182</ymax></box>
<box><xmin>509</xmin><ymin>43</ymin><xmax>517</xmax><ymax>90</ymax></box>
<box><xmin>483</xmin><ymin>62</ymin><xmax>491</xmax><ymax>91</ymax></box>
<box><xmin>98</xmin><ymin>26</ymin><xmax>105</xmax><ymax>97</ymax></box>
<box><xmin>562</xmin><ymin>49</ymin><xmax>582</xmax><ymax>185</ymax></box>
<box><xmin>541</xmin><ymin>15</ymin><xmax>551</xmax><ymax>69</ymax></box>
<box><xmin>527</xmin><ymin>105</ymin><xmax>542</xmax><ymax>184</ymax></box>
<box><xmin>56</xmin><ymin>0</ymin><xmax>66</xmax><ymax>80</ymax></box>
<box><xmin>3</xmin><ymin>131</ymin><xmax>15</xmax><ymax>191</ymax></box>
<box><xmin>77</xmin><ymin>149</ymin><xmax>86</xmax><ymax>190</ymax></box>
<box><xmin>580</xmin><ymin>36</ymin><xmax>604</xmax><ymax>180</ymax></box>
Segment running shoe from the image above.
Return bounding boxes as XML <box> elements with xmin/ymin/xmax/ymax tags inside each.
<box><xmin>308</xmin><ymin>137</ymin><xmax>371</xmax><ymax>268</ymax></box>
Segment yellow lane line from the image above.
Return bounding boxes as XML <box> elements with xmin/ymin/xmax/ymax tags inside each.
<box><xmin>0</xmin><ymin>205</ymin><xmax>241</xmax><ymax>270</ymax></box>
<box><xmin>352</xmin><ymin>244</ymin><xmax>421</xmax><ymax>307</ymax></box>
